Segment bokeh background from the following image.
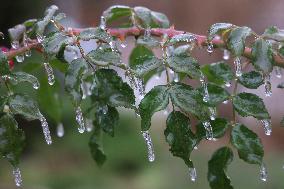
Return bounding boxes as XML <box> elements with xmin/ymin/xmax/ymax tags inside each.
<box><xmin>0</xmin><ymin>0</ymin><xmax>284</xmax><ymax>189</ymax></box>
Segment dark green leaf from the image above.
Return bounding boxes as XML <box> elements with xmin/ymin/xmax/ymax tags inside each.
<box><xmin>208</xmin><ymin>147</ymin><xmax>234</xmax><ymax>189</ymax></box>
<box><xmin>232</xmin><ymin>92</ymin><xmax>270</xmax><ymax>120</ymax></box>
<box><xmin>231</xmin><ymin>124</ymin><xmax>264</xmax><ymax>165</ymax></box>
<box><xmin>251</xmin><ymin>38</ymin><xmax>274</xmax><ymax>74</ymax></box>
<box><xmin>201</xmin><ymin>61</ymin><xmax>234</xmax><ymax>86</ymax></box>
<box><xmin>139</xmin><ymin>85</ymin><xmax>169</xmax><ymax>131</ymax></box>
<box><xmin>103</xmin><ymin>5</ymin><xmax>132</xmax><ymax>23</ymax></box>
<box><xmin>238</xmin><ymin>71</ymin><xmax>264</xmax><ymax>89</ymax></box>
<box><xmin>198</xmin><ymin>83</ymin><xmax>230</xmax><ymax>106</ymax></box>
<box><xmin>227</xmin><ymin>26</ymin><xmax>251</xmax><ymax>57</ymax></box>
<box><xmin>89</xmin><ymin>126</ymin><xmax>107</xmax><ymax>167</ymax></box>
<box><xmin>0</xmin><ymin>114</ymin><xmax>25</xmax><ymax>166</ymax></box>
<box><xmin>165</xmin><ymin>111</ymin><xmax>196</xmax><ymax>167</ymax></box>
<box><xmin>65</xmin><ymin>58</ymin><xmax>88</xmax><ymax>105</ymax></box>
<box><xmin>92</xmin><ymin>69</ymin><xmax>135</xmax><ymax>109</ymax></box>
<box><xmin>208</xmin><ymin>23</ymin><xmax>233</xmax><ymax>40</ymax></box>
<box><xmin>78</xmin><ymin>27</ymin><xmax>112</xmax><ymax>43</ymax></box>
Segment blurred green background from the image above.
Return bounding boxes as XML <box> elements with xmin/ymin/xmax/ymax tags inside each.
<box><xmin>1</xmin><ymin>0</ymin><xmax>284</xmax><ymax>189</ymax></box>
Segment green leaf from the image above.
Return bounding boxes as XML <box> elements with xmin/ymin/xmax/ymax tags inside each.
<box><xmin>8</xmin><ymin>72</ymin><xmax>39</xmax><ymax>89</ymax></box>
<box><xmin>134</xmin><ymin>6</ymin><xmax>152</xmax><ymax>27</ymax></box>
<box><xmin>92</xmin><ymin>69</ymin><xmax>135</xmax><ymax>109</ymax></box>
<box><xmin>238</xmin><ymin>71</ymin><xmax>264</xmax><ymax>89</ymax></box>
<box><xmin>198</xmin><ymin>83</ymin><xmax>230</xmax><ymax>106</ymax></box>
<box><xmin>201</xmin><ymin>61</ymin><xmax>234</xmax><ymax>86</ymax></box>
<box><xmin>165</xmin><ymin>111</ymin><xmax>196</xmax><ymax>167</ymax></box>
<box><xmin>139</xmin><ymin>85</ymin><xmax>169</xmax><ymax>131</ymax></box>
<box><xmin>166</xmin><ymin>33</ymin><xmax>196</xmax><ymax>46</ymax></box>
<box><xmin>8</xmin><ymin>94</ymin><xmax>41</xmax><ymax>120</ymax></box>
<box><xmin>168</xmin><ymin>49</ymin><xmax>201</xmax><ymax>79</ymax></box>
<box><xmin>233</xmin><ymin>92</ymin><xmax>270</xmax><ymax>120</ymax></box>
<box><xmin>65</xmin><ymin>58</ymin><xmax>88</xmax><ymax>105</ymax></box>
<box><xmin>0</xmin><ymin>50</ymin><xmax>10</xmax><ymax>75</ymax></box>
<box><xmin>0</xmin><ymin>114</ymin><xmax>25</xmax><ymax>166</ymax></box>
<box><xmin>227</xmin><ymin>26</ymin><xmax>251</xmax><ymax>57</ymax></box>
<box><xmin>36</xmin><ymin>5</ymin><xmax>59</xmax><ymax>35</ymax></box>
<box><xmin>87</xmin><ymin>44</ymin><xmax>121</xmax><ymax>66</ymax></box>
<box><xmin>129</xmin><ymin>45</ymin><xmax>163</xmax><ymax>77</ymax></box>
<box><xmin>208</xmin><ymin>23</ymin><xmax>233</xmax><ymax>40</ymax></box>
<box><xmin>208</xmin><ymin>147</ymin><xmax>234</xmax><ymax>189</ymax></box>
<box><xmin>150</xmin><ymin>11</ymin><xmax>170</xmax><ymax>28</ymax></box>
<box><xmin>251</xmin><ymin>38</ymin><xmax>274</xmax><ymax>74</ymax></box>
<box><xmin>43</xmin><ymin>32</ymin><xmax>73</xmax><ymax>56</ymax></box>
<box><xmin>169</xmin><ymin>83</ymin><xmax>209</xmax><ymax>120</ymax></box>
<box><xmin>78</xmin><ymin>27</ymin><xmax>112</xmax><ymax>43</ymax></box>
<box><xmin>196</xmin><ymin>118</ymin><xmax>230</xmax><ymax>142</ymax></box>
<box><xmin>94</xmin><ymin>105</ymin><xmax>119</xmax><ymax>137</ymax></box>
<box><xmin>23</xmin><ymin>19</ymin><xmax>37</xmax><ymax>28</ymax></box>
<box><xmin>89</xmin><ymin>126</ymin><xmax>107</xmax><ymax>167</ymax></box>
<box><xmin>231</xmin><ymin>124</ymin><xmax>264</xmax><ymax>165</ymax></box>
<box><xmin>262</xmin><ymin>26</ymin><xmax>284</xmax><ymax>42</ymax></box>
<box><xmin>103</xmin><ymin>5</ymin><xmax>132</xmax><ymax>23</ymax></box>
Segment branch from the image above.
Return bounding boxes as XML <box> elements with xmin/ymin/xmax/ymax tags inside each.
<box><xmin>4</xmin><ymin>27</ymin><xmax>284</xmax><ymax>68</ymax></box>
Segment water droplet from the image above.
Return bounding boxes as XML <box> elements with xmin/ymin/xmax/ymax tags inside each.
<box><xmin>234</xmin><ymin>57</ymin><xmax>242</xmax><ymax>77</ymax></box>
<box><xmin>36</xmin><ymin>34</ymin><xmax>45</xmax><ymax>43</ymax></box>
<box><xmin>81</xmin><ymin>82</ymin><xmax>91</xmax><ymax>99</ymax></box>
<box><xmin>32</xmin><ymin>81</ymin><xmax>40</xmax><ymax>90</ymax></box>
<box><xmin>207</xmin><ymin>41</ymin><xmax>214</xmax><ymax>53</ymax></box>
<box><xmin>56</xmin><ymin>123</ymin><xmax>64</xmax><ymax>137</ymax></box>
<box><xmin>23</xmin><ymin>33</ymin><xmax>32</xmax><ymax>57</ymax></box>
<box><xmin>25</xmin><ymin>50</ymin><xmax>32</xmax><ymax>57</ymax></box>
<box><xmin>100</xmin><ymin>16</ymin><xmax>106</xmax><ymax>30</ymax></box>
<box><xmin>173</xmin><ymin>73</ymin><xmax>179</xmax><ymax>82</ymax></box>
<box><xmin>101</xmin><ymin>105</ymin><xmax>108</xmax><ymax>115</ymax></box>
<box><xmin>0</xmin><ymin>32</ymin><xmax>4</xmax><ymax>40</ymax></box>
<box><xmin>189</xmin><ymin>167</ymin><xmax>197</xmax><ymax>182</ymax></box>
<box><xmin>39</xmin><ymin>114</ymin><xmax>52</xmax><ymax>145</ymax></box>
<box><xmin>141</xmin><ymin>130</ymin><xmax>155</xmax><ymax>162</ymax></box>
<box><xmin>75</xmin><ymin>106</ymin><xmax>85</xmax><ymax>133</ymax></box>
<box><xmin>223</xmin><ymin>49</ymin><xmax>230</xmax><ymax>60</ymax></box>
<box><xmin>209</xmin><ymin>107</ymin><xmax>216</xmax><ymax>120</ymax></box>
<box><xmin>202</xmin><ymin>82</ymin><xmax>210</xmax><ymax>102</ymax></box>
<box><xmin>202</xmin><ymin>121</ymin><xmax>214</xmax><ymax>140</ymax></box>
<box><xmin>225</xmin><ymin>81</ymin><xmax>231</xmax><ymax>87</ymax></box>
<box><xmin>264</xmin><ymin>74</ymin><xmax>272</xmax><ymax>97</ymax></box>
<box><xmin>194</xmin><ymin>146</ymin><xmax>198</xmax><ymax>150</ymax></box>
<box><xmin>275</xmin><ymin>67</ymin><xmax>282</xmax><ymax>79</ymax></box>
<box><xmin>12</xmin><ymin>167</ymin><xmax>22</xmax><ymax>187</ymax></box>
<box><xmin>44</xmin><ymin>62</ymin><xmax>55</xmax><ymax>85</ymax></box>
<box><xmin>15</xmin><ymin>55</ymin><xmax>25</xmax><ymax>63</ymax></box>
<box><xmin>86</xmin><ymin>119</ymin><xmax>94</xmax><ymax>132</ymax></box>
<box><xmin>144</xmin><ymin>27</ymin><xmax>151</xmax><ymax>39</ymax></box>
<box><xmin>223</xmin><ymin>100</ymin><xmax>229</xmax><ymax>104</ymax></box>
<box><xmin>260</xmin><ymin>163</ymin><xmax>268</xmax><ymax>182</ymax></box>
<box><xmin>260</xmin><ymin>119</ymin><xmax>272</xmax><ymax>136</ymax></box>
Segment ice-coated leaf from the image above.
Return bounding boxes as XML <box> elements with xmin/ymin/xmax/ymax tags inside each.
<box><xmin>251</xmin><ymin>38</ymin><xmax>274</xmax><ymax>74</ymax></box>
<box><xmin>166</xmin><ymin>33</ymin><xmax>196</xmax><ymax>46</ymax></box>
<box><xmin>103</xmin><ymin>5</ymin><xmax>132</xmax><ymax>23</ymax></box>
<box><xmin>8</xmin><ymin>72</ymin><xmax>39</xmax><ymax>89</ymax></box>
<box><xmin>198</xmin><ymin>83</ymin><xmax>230</xmax><ymax>106</ymax></box>
<box><xmin>150</xmin><ymin>11</ymin><xmax>170</xmax><ymax>28</ymax></box>
<box><xmin>165</xmin><ymin>111</ymin><xmax>196</xmax><ymax>167</ymax></box>
<box><xmin>134</xmin><ymin>6</ymin><xmax>152</xmax><ymax>27</ymax></box>
<box><xmin>137</xmin><ymin>36</ymin><xmax>160</xmax><ymax>47</ymax></box>
<box><xmin>238</xmin><ymin>71</ymin><xmax>264</xmax><ymax>89</ymax></box>
<box><xmin>0</xmin><ymin>114</ymin><xmax>25</xmax><ymax>167</ymax></box>
<box><xmin>78</xmin><ymin>27</ymin><xmax>112</xmax><ymax>43</ymax></box>
<box><xmin>139</xmin><ymin>85</ymin><xmax>169</xmax><ymax>131</ymax></box>
<box><xmin>208</xmin><ymin>147</ymin><xmax>234</xmax><ymax>189</ymax></box>
<box><xmin>43</xmin><ymin>32</ymin><xmax>73</xmax><ymax>56</ymax></box>
<box><xmin>92</xmin><ymin>69</ymin><xmax>135</xmax><ymax>109</ymax></box>
<box><xmin>232</xmin><ymin>92</ymin><xmax>270</xmax><ymax>120</ymax></box>
<box><xmin>208</xmin><ymin>23</ymin><xmax>233</xmax><ymax>40</ymax></box>
<box><xmin>89</xmin><ymin>126</ymin><xmax>106</xmax><ymax>167</ymax></box>
<box><xmin>231</xmin><ymin>124</ymin><xmax>264</xmax><ymax>165</ymax></box>
<box><xmin>262</xmin><ymin>26</ymin><xmax>284</xmax><ymax>42</ymax></box>
<box><xmin>36</xmin><ymin>5</ymin><xmax>59</xmax><ymax>35</ymax></box>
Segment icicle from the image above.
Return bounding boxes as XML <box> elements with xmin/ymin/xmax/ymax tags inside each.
<box><xmin>75</xmin><ymin>106</ymin><xmax>85</xmax><ymax>133</ymax></box>
<box><xmin>202</xmin><ymin>121</ymin><xmax>214</xmax><ymax>140</ymax></box>
<box><xmin>81</xmin><ymin>82</ymin><xmax>91</xmax><ymax>99</ymax></box>
<box><xmin>44</xmin><ymin>62</ymin><xmax>55</xmax><ymax>85</ymax></box>
<box><xmin>234</xmin><ymin>57</ymin><xmax>242</xmax><ymax>77</ymax></box>
<box><xmin>209</xmin><ymin>107</ymin><xmax>216</xmax><ymax>120</ymax></box>
<box><xmin>11</xmin><ymin>41</ymin><xmax>24</xmax><ymax>63</ymax></box>
<box><xmin>260</xmin><ymin>163</ymin><xmax>268</xmax><ymax>182</ymax></box>
<box><xmin>141</xmin><ymin>130</ymin><xmax>155</xmax><ymax>162</ymax></box>
<box><xmin>223</xmin><ymin>100</ymin><xmax>229</xmax><ymax>104</ymax></box>
<box><xmin>207</xmin><ymin>41</ymin><xmax>214</xmax><ymax>53</ymax></box>
<box><xmin>12</xmin><ymin>167</ymin><xmax>22</xmax><ymax>187</ymax></box>
<box><xmin>264</xmin><ymin>74</ymin><xmax>272</xmax><ymax>97</ymax></box>
<box><xmin>260</xmin><ymin>119</ymin><xmax>272</xmax><ymax>136</ymax></box>
<box><xmin>224</xmin><ymin>81</ymin><xmax>231</xmax><ymax>88</ymax></box>
<box><xmin>275</xmin><ymin>67</ymin><xmax>282</xmax><ymax>78</ymax></box>
<box><xmin>200</xmin><ymin>73</ymin><xmax>210</xmax><ymax>102</ymax></box>
<box><xmin>85</xmin><ymin>119</ymin><xmax>94</xmax><ymax>132</ymax></box>
<box><xmin>189</xmin><ymin>167</ymin><xmax>197</xmax><ymax>182</ymax></box>
<box><xmin>223</xmin><ymin>49</ymin><xmax>230</xmax><ymax>60</ymax></box>
<box><xmin>56</xmin><ymin>123</ymin><xmax>64</xmax><ymax>137</ymax></box>
<box><xmin>100</xmin><ymin>16</ymin><xmax>106</xmax><ymax>30</ymax></box>
<box><xmin>144</xmin><ymin>27</ymin><xmax>151</xmax><ymax>39</ymax></box>
<box><xmin>23</xmin><ymin>33</ymin><xmax>31</xmax><ymax>57</ymax></box>
<box><xmin>39</xmin><ymin>114</ymin><xmax>52</xmax><ymax>145</ymax></box>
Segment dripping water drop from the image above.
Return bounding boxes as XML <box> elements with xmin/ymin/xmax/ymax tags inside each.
<box><xmin>56</xmin><ymin>123</ymin><xmax>64</xmax><ymax>137</ymax></box>
<box><xmin>12</xmin><ymin>167</ymin><xmax>22</xmax><ymax>187</ymax></box>
<box><xmin>202</xmin><ymin>121</ymin><xmax>214</xmax><ymax>140</ymax></box>
<box><xmin>234</xmin><ymin>57</ymin><xmax>242</xmax><ymax>77</ymax></box>
<box><xmin>223</xmin><ymin>49</ymin><xmax>230</xmax><ymax>60</ymax></box>
<box><xmin>44</xmin><ymin>62</ymin><xmax>55</xmax><ymax>85</ymax></box>
<box><xmin>75</xmin><ymin>106</ymin><xmax>85</xmax><ymax>133</ymax></box>
<box><xmin>39</xmin><ymin>114</ymin><xmax>52</xmax><ymax>145</ymax></box>
<box><xmin>260</xmin><ymin>119</ymin><xmax>272</xmax><ymax>136</ymax></box>
<box><xmin>260</xmin><ymin>163</ymin><xmax>268</xmax><ymax>182</ymax></box>
<box><xmin>264</xmin><ymin>74</ymin><xmax>272</xmax><ymax>97</ymax></box>
<box><xmin>189</xmin><ymin>167</ymin><xmax>197</xmax><ymax>182</ymax></box>
<box><xmin>141</xmin><ymin>130</ymin><xmax>155</xmax><ymax>162</ymax></box>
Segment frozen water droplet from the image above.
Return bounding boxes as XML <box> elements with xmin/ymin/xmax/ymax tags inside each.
<box><xmin>25</xmin><ymin>50</ymin><xmax>32</xmax><ymax>57</ymax></box>
<box><xmin>141</xmin><ymin>130</ymin><xmax>155</xmax><ymax>162</ymax></box>
<box><xmin>144</xmin><ymin>27</ymin><xmax>151</xmax><ymax>39</ymax></box>
<box><xmin>23</xmin><ymin>33</ymin><xmax>32</xmax><ymax>57</ymax></box>
<box><xmin>36</xmin><ymin>34</ymin><xmax>45</xmax><ymax>43</ymax></box>
<box><xmin>223</xmin><ymin>100</ymin><xmax>229</xmax><ymax>104</ymax></box>
<box><xmin>275</xmin><ymin>67</ymin><xmax>282</xmax><ymax>78</ymax></box>
<box><xmin>56</xmin><ymin>123</ymin><xmax>64</xmax><ymax>137</ymax></box>
<box><xmin>189</xmin><ymin>167</ymin><xmax>197</xmax><ymax>182</ymax></box>
<box><xmin>194</xmin><ymin>146</ymin><xmax>198</xmax><ymax>150</ymax></box>
<box><xmin>234</xmin><ymin>57</ymin><xmax>242</xmax><ymax>77</ymax></box>
<box><xmin>12</xmin><ymin>167</ymin><xmax>22</xmax><ymax>187</ymax></box>
<box><xmin>173</xmin><ymin>73</ymin><xmax>179</xmax><ymax>82</ymax></box>
<box><xmin>11</xmin><ymin>40</ymin><xmax>19</xmax><ymax>49</ymax></box>
<box><xmin>225</xmin><ymin>81</ymin><xmax>231</xmax><ymax>87</ymax></box>
<box><xmin>223</xmin><ymin>49</ymin><xmax>230</xmax><ymax>60</ymax></box>
<box><xmin>264</xmin><ymin>74</ymin><xmax>272</xmax><ymax>97</ymax></box>
<box><xmin>100</xmin><ymin>16</ymin><xmax>106</xmax><ymax>30</ymax></box>
<box><xmin>209</xmin><ymin>107</ymin><xmax>216</xmax><ymax>120</ymax></box>
<box><xmin>86</xmin><ymin>119</ymin><xmax>94</xmax><ymax>132</ymax></box>
<box><xmin>260</xmin><ymin>163</ymin><xmax>268</xmax><ymax>182</ymax></box>
<box><xmin>101</xmin><ymin>105</ymin><xmax>108</xmax><ymax>115</ymax></box>
<box><xmin>260</xmin><ymin>119</ymin><xmax>272</xmax><ymax>136</ymax></box>
<box><xmin>75</xmin><ymin>106</ymin><xmax>85</xmax><ymax>133</ymax></box>
<box><xmin>202</xmin><ymin>121</ymin><xmax>214</xmax><ymax>140</ymax></box>
<box><xmin>32</xmin><ymin>81</ymin><xmax>40</xmax><ymax>90</ymax></box>
<box><xmin>16</xmin><ymin>55</ymin><xmax>25</xmax><ymax>63</ymax></box>
<box><xmin>207</xmin><ymin>41</ymin><xmax>214</xmax><ymax>53</ymax></box>
<box><xmin>44</xmin><ymin>62</ymin><xmax>55</xmax><ymax>85</ymax></box>
<box><xmin>81</xmin><ymin>82</ymin><xmax>91</xmax><ymax>99</ymax></box>
<box><xmin>39</xmin><ymin>114</ymin><xmax>52</xmax><ymax>145</ymax></box>
<box><xmin>202</xmin><ymin>83</ymin><xmax>210</xmax><ymax>102</ymax></box>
